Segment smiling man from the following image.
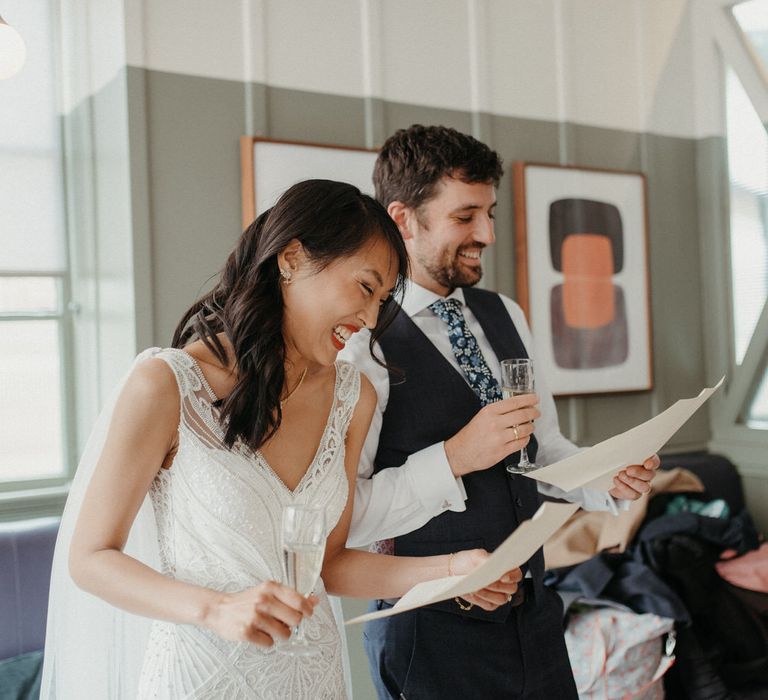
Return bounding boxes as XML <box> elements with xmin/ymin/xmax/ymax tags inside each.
<box><xmin>340</xmin><ymin>125</ymin><xmax>660</xmax><ymax>699</ymax></box>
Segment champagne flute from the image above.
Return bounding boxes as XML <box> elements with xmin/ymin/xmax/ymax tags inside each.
<box><xmin>279</xmin><ymin>504</ymin><xmax>326</xmax><ymax>656</ymax></box>
<box><xmin>500</xmin><ymin>358</ymin><xmax>537</xmax><ymax>474</ymax></box>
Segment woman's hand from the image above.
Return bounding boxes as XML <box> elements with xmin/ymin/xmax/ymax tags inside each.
<box><xmin>450</xmin><ymin>549</ymin><xmax>522</xmax><ymax>611</ymax></box>
<box><xmin>203</xmin><ymin>581</ymin><xmax>318</xmax><ymax>646</ymax></box>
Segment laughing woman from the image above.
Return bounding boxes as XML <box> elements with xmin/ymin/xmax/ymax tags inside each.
<box><xmin>41</xmin><ymin>180</ymin><xmax>521</xmax><ymax>699</ymax></box>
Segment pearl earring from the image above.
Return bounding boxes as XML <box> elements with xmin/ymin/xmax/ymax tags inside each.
<box><xmin>280</xmin><ymin>268</ymin><xmax>292</xmax><ymax>283</ymax></box>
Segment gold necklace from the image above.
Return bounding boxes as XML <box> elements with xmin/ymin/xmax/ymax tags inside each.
<box><xmin>280</xmin><ymin>367</ymin><xmax>307</xmax><ymax>407</ymax></box>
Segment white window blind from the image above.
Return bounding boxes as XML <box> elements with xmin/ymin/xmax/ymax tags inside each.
<box><xmin>0</xmin><ymin>0</ymin><xmax>70</xmax><ymax>485</ymax></box>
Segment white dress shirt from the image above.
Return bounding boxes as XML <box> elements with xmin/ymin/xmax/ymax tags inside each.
<box><xmin>340</xmin><ymin>280</ymin><xmax>622</xmax><ymax>549</ymax></box>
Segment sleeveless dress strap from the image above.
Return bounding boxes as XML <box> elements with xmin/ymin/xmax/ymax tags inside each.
<box><xmin>153</xmin><ymin>348</ymin><xmax>217</xmax><ymax>401</ymax></box>
<box><xmin>333</xmin><ymin>361</ymin><xmax>361</xmax><ymax>435</ymax></box>
<box><xmin>153</xmin><ymin>348</ymin><xmax>222</xmax><ymax>451</ymax></box>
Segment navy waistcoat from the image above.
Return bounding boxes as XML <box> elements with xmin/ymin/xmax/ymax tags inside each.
<box><xmin>374</xmin><ymin>287</ymin><xmax>544</xmax><ymax>622</ymax></box>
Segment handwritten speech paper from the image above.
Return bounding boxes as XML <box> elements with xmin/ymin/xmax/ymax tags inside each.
<box><xmin>345</xmin><ymin>501</ymin><xmax>579</xmax><ymax>625</ymax></box>
<box><xmin>526</xmin><ymin>378</ymin><xmax>724</xmax><ymax>494</ymax></box>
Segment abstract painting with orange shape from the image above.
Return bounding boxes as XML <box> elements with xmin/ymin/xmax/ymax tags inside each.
<box><xmin>550</xmin><ymin>198</ymin><xmax>628</xmax><ymax>370</ymax></box>
<box><xmin>514</xmin><ymin>164</ymin><xmax>651</xmax><ymax>395</ymax></box>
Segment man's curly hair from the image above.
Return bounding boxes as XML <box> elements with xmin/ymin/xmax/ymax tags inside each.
<box><xmin>373</xmin><ymin>124</ymin><xmax>503</xmax><ymax>210</ymax></box>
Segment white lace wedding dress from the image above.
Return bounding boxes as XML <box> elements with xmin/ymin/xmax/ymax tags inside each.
<box><xmin>135</xmin><ymin>348</ymin><xmax>357</xmax><ymax>699</ymax></box>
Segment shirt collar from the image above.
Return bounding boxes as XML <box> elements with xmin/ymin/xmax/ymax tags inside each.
<box><xmin>400</xmin><ymin>279</ymin><xmax>466</xmax><ymax>318</ymax></box>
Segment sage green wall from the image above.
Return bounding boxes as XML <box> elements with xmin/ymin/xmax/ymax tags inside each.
<box><xmin>125</xmin><ymin>66</ymin><xmax>709</xmax><ymax>452</ymax></box>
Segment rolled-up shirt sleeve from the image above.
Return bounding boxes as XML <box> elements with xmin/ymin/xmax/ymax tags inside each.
<box><xmin>339</xmin><ymin>331</ymin><xmax>468</xmax><ymax>548</ymax></box>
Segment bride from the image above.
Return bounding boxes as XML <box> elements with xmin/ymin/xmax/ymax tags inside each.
<box><xmin>41</xmin><ymin>179</ymin><xmax>522</xmax><ymax>699</ymax></box>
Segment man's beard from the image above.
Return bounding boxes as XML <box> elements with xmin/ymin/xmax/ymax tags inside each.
<box><xmin>420</xmin><ymin>249</ymin><xmax>483</xmax><ymax>290</ymax></box>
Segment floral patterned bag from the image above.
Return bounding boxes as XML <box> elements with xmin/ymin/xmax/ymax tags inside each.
<box><xmin>565</xmin><ymin>606</ymin><xmax>676</xmax><ymax>700</ymax></box>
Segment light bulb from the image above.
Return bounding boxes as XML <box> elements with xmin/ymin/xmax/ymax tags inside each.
<box><xmin>0</xmin><ymin>14</ymin><xmax>26</xmax><ymax>80</ymax></box>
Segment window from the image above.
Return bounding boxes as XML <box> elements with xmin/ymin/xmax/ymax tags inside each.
<box><xmin>732</xmin><ymin>0</ymin><xmax>768</xmax><ymax>81</ymax></box>
<box><xmin>747</xmin><ymin>364</ymin><xmax>768</xmax><ymax>429</ymax></box>
<box><xmin>0</xmin><ymin>1</ymin><xmax>73</xmax><ymax>497</ymax></box>
<box><xmin>723</xmin><ymin>0</ymin><xmax>768</xmax><ymax>429</ymax></box>
<box><xmin>724</xmin><ymin>66</ymin><xmax>768</xmax><ymax>367</ymax></box>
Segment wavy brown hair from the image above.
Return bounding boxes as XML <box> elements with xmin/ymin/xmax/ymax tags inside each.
<box><xmin>373</xmin><ymin>124</ymin><xmax>503</xmax><ymax>210</ymax></box>
<box><xmin>172</xmin><ymin>179</ymin><xmax>408</xmax><ymax>452</ymax></box>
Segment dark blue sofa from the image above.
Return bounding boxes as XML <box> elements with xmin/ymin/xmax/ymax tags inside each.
<box><xmin>0</xmin><ymin>517</ymin><xmax>59</xmax><ymax>700</ymax></box>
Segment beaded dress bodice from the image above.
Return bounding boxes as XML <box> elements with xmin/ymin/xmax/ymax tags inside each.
<box><xmin>136</xmin><ymin>348</ymin><xmax>358</xmax><ymax>699</ymax></box>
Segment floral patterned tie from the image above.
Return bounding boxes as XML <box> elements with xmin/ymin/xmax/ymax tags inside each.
<box><xmin>429</xmin><ymin>297</ymin><xmax>502</xmax><ymax>406</ymax></box>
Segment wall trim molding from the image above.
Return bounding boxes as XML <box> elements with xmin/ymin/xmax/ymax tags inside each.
<box><xmin>0</xmin><ymin>485</ymin><xmax>69</xmax><ymax>522</ymax></box>
<box><xmin>708</xmin><ymin>439</ymin><xmax>768</xmax><ymax>479</ymax></box>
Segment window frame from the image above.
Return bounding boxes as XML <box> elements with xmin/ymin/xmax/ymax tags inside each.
<box><xmin>719</xmin><ymin>1</ymin><xmax>768</xmax><ymax>430</ymax></box>
<box><xmin>729</xmin><ymin>0</ymin><xmax>768</xmax><ymax>88</ymax></box>
<box><xmin>0</xmin><ymin>0</ymin><xmax>79</xmax><ymax>520</ymax></box>
<box><xmin>0</xmin><ymin>271</ymin><xmax>75</xmax><ymax>519</ymax></box>
<box><xmin>699</xmin><ymin>0</ymin><xmax>768</xmax><ymax>465</ymax></box>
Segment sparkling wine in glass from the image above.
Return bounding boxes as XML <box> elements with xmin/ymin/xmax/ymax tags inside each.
<box><xmin>280</xmin><ymin>504</ymin><xmax>326</xmax><ymax>656</ymax></box>
<box><xmin>500</xmin><ymin>358</ymin><xmax>537</xmax><ymax>474</ymax></box>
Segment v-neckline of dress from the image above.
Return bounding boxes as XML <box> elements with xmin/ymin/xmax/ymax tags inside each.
<box><xmin>257</xmin><ymin>363</ymin><xmax>340</xmax><ymax>496</ymax></box>
<box><xmin>178</xmin><ymin>348</ymin><xmax>341</xmax><ymax>497</ymax></box>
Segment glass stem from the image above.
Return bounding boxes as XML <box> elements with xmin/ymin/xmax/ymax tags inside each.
<box><xmin>292</xmin><ymin>600</ymin><xmax>308</xmax><ymax>642</ymax></box>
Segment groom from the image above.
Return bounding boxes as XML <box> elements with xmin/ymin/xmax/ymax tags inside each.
<box><xmin>341</xmin><ymin>124</ymin><xmax>660</xmax><ymax>698</ymax></box>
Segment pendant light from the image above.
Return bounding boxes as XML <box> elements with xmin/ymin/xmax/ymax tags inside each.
<box><xmin>0</xmin><ymin>12</ymin><xmax>26</xmax><ymax>79</ymax></box>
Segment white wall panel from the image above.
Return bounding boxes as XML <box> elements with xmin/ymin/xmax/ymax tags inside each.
<box><xmin>88</xmin><ymin>0</ymin><xmax>129</xmax><ymax>100</ymax></box>
<box><xmin>691</xmin><ymin>0</ymin><xmax>727</xmax><ymax>139</ymax></box>
<box><xmin>60</xmin><ymin>0</ymin><xmax>128</xmax><ymax>113</ymax></box>
<box><xmin>114</xmin><ymin>0</ymin><xmax>716</xmax><ymax>138</ymax></box>
<box><xmin>124</xmin><ymin>0</ymin><xmax>145</xmax><ymax>70</ymax></box>
<box><xmin>264</xmin><ymin>0</ymin><xmax>364</xmax><ymax>95</ymax></box>
<box><xmin>141</xmin><ymin>0</ymin><xmax>247</xmax><ymax>81</ymax></box>
<box><xmin>638</xmin><ymin>0</ymin><xmax>696</xmax><ymax>137</ymax></box>
<box><xmin>377</xmin><ymin>0</ymin><xmax>473</xmax><ymax>111</ymax></box>
<box><xmin>559</xmin><ymin>0</ymin><xmax>644</xmax><ymax>132</ymax></box>
<box><xmin>243</xmin><ymin>0</ymin><xmax>268</xmax><ymax>84</ymax></box>
<box><xmin>486</xmin><ymin>0</ymin><xmax>562</xmax><ymax>121</ymax></box>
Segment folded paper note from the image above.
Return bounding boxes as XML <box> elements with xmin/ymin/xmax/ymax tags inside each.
<box><xmin>345</xmin><ymin>501</ymin><xmax>580</xmax><ymax>625</ymax></box>
<box><xmin>525</xmin><ymin>378</ymin><xmax>724</xmax><ymax>493</ymax></box>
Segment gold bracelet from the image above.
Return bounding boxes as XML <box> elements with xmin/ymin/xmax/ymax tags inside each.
<box><xmin>449</xmin><ymin>554</ymin><xmax>473</xmax><ymax>609</ymax></box>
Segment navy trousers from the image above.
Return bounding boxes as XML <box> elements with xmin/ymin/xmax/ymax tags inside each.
<box><xmin>363</xmin><ymin>586</ymin><xmax>578</xmax><ymax>700</ymax></box>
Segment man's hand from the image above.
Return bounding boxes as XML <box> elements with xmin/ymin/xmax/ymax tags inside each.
<box><xmin>444</xmin><ymin>394</ymin><xmax>540</xmax><ymax>477</ymax></box>
<box><xmin>609</xmin><ymin>454</ymin><xmax>661</xmax><ymax>500</ymax></box>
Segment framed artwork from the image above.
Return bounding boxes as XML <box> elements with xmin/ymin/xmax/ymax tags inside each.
<box><xmin>513</xmin><ymin>162</ymin><xmax>652</xmax><ymax>395</ymax></box>
<box><xmin>240</xmin><ymin>137</ymin><xmax>378</xmax><ymax>228</ymax></box>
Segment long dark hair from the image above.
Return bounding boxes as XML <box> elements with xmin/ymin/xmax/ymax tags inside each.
<box><xmin>172</xmin><ymin>179</ymin><xmax>408</xmax><ymax>452</ymax></box>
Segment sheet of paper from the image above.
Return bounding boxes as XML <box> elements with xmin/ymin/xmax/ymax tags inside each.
<box><xmin>345</xmin><ymin>501</ymin><xmax>579</xmax><ymax>625</ymax></box>
<box><xmin>526</xmin><ymin>378</ymin><xmax>724</xmax><ymax>493</ymax></box>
